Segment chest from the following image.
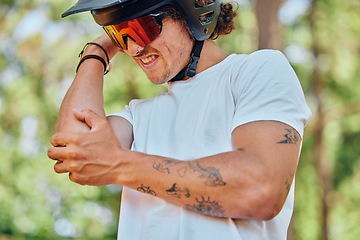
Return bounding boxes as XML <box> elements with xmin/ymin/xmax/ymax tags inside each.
<box><xmin>131</xmin><ymin>81</ymin><xmax>236</xmax><ymax>159</ymax></box>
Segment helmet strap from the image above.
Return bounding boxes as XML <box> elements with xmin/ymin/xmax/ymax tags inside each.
<box><xmin>169</xmin><ymin>40</ymin><xmax>204</xmax><ymax>82</ymax></box>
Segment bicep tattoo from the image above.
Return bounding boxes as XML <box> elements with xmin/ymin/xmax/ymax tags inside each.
<box><xmin>277</xmin><ymin>128</ymin><xmax>300</xmax><ymax>144</ymax></box>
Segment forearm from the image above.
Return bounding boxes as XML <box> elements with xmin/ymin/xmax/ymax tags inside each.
<box><xmin>56</xmin><ymin>59</ymin><xmax>105</xmax><ymax>133</ymax></box>
<box><xmin>116</xmin><ymin>149</ymin><xmax>289</xmax><ymax>220</ymax></box>
<box><xmin>55</xmin><ymin>35</ymin><xmax>119</xmax><ymax>133</ymax></box>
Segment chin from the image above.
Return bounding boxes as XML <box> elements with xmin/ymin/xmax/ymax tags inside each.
<box><xmin>146</xmin><ymin>72</ymin><xmax>171</xmax><ymax>85</ymax></box>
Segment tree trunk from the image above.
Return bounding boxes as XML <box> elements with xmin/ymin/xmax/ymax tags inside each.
<box><xmin>309</xmin><ymin>0</ymin><xmax>331</xmax><ymax>239</ymax></box>
<box><xmin>255</xmin><ymin>0</ymin><xmax>285</xmax><ymax>50</ymax></box>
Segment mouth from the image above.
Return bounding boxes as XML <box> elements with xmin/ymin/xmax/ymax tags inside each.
<box><xmin>139</xmin><ymin>55</ymin><xmax>158</xmax><ymax>65</ymax></box>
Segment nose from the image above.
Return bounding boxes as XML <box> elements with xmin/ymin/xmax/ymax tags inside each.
<box><xmin>126</xmin><ymin>37</ymin><xmax>144</xmax><ymax>56</ymax></box>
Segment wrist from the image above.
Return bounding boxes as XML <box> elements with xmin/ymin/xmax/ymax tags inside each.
<box><xmin>77</xmin><ymin>42</ymin><xmax>111</xmax><ymax>75</ymax></box>
<box><xmin>113</xmin><ymin>148</ymin><xmax>135</xmax><ymax>186</ymax></box>
<box><xmin>82</xmin><ymin>44</ymin><xmax>108</xmax><ymax>60</ymax></box>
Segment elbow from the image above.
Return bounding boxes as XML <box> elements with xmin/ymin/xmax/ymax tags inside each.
<box><xmin>231</xmin><ymin>187</ymin><xmax>286</xmax><ymax>221</ymax></box>
<box><xmin>253</xmin><ymin>197</ymin><xmax>283</xmax><ymax>221</ymax></box>
<box><xmin>249</xmin><ymin>187</ymin><xmax>286</xmax><ymax>221</ymax></box>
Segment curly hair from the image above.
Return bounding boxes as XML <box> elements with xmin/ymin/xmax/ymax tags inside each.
<box><xmin>195</xmin><ymin>0</ymin><xmax>238</xmax><ymax>39</ymax></box>
<box><xmin>157</xmin><ymin>1</ymin><xmax>238</xmax><ymax>40</ymax></box>
<box><xmin>210</xmin><ymin>2</ymin><xmax>238</xmax><ymax>39</ymax></box>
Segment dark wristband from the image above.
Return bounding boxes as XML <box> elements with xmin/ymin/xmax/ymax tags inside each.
<box><xmin>76</xmin><ymin>54</ymin><xmax>108</xmax><ymax>74</ymax></box>
<box><xmin>79</xmin><ymin>42</ymin><xmax>110</xmax><ymax>64</ymax></box>
<box><xmin>77</xmin><ymin>42</ymin><xmax>111</xmax><ymax>75</ymax></box>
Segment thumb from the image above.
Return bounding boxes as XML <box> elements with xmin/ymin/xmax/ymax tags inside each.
<box><xmin>73</xmin><ymin>109</ymin><xmax>104</xmax><ymax>130</ymax></box>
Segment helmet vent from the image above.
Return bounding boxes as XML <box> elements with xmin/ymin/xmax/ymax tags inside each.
<box><xmin>199</xmin><ymin>11</ymin><xmax>214</xmax><ymax>25</ymax></box>
<box><xmin>194</xmin><ymin>0</ymin><xmax>215</xmax><ymax>8</ymax></box>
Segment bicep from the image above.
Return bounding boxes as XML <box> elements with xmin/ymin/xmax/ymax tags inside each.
<box><xmin>232</xmin><ymin>121</ymin><xmax>301</xmax><ymax>192</ymax></box>
<box><xmin>107</xmin><ymin>116</ymin><xmax>134</xmax><ymax>150</ymax></box>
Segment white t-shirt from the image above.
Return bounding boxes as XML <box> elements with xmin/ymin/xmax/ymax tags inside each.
<box><xmin>110</xmin><ymin>50</ymin><xmax>312</xmax><ymax>240</ymax></box>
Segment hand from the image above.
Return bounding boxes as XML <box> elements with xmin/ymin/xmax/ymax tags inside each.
<box><xmin>48</xmin><ymin>109</ymin><xmax>126</xmax><ymax>186</ymax></box>
<box><xmin>84</xmin><ymin>33</ymin><xmax>122</xmax><ymax>61</ymax></box>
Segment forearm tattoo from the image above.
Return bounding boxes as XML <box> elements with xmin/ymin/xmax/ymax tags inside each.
<box><xmin>185</xmin><ymin>196</ymin><xmax>225</xmax><ymax>218</ymax></box>
<box><xmin>166</xmin><ymin>183</ymin><xmax>190</xmax><ymax>198</ymax></box>
<box><xmin>277</xmin><ymin>128</ymin><xmax>299</xmax><ymax>144</ymax></box>
<box><xmin>189</xmin><ymin>160</ymin><xmax>226</xmax><ymax>187</ymax></box>
<box><xmin>137</xmin><ymin>184</ymin><xmax>156</xmax><ymax>196</ymax></box>
<box><xmin>153</xmin><ymin>159</ymin><xmax>226</xmax><ymax>187</ymax></box>
<box><xmin>153</xmin><ymin>159</ymin><xmax>182</xmax><ymax>174</ymax></box>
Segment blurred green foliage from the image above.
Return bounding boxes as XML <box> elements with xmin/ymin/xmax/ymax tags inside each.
<box><xmin>0</xmin><ymin>0</ymin><xmax>359</xmax><ymax>239</ymax></box>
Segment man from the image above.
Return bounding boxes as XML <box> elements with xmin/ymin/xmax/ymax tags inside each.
<box><xmin>48</xmin><ymin>0</ymin><xmax>312</xmax><ymax>239</ymax></box>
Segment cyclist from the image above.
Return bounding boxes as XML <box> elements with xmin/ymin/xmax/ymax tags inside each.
<box><xmin>48</xmin><ymin>0</ymin><xmax>312</xmax><ymax>239</ymax></box>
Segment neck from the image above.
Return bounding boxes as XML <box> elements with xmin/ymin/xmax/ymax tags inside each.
<box><xmin>195</xmin><ymin>40</ymin><xmax>229</xmax><ymax>75</ymax></box>
<box><xmin>168</xmin><ymin>40</ymin><xmax>229</xmax><ymax>83</ymax></box>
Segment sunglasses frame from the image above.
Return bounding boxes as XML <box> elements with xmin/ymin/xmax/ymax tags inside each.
<box><xmin>103</xmin><ymin>12</ymin><xmax>168</xmax><ymax>50</ymax></box>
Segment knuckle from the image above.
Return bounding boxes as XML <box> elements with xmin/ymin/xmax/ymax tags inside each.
<box><xmin>70</xmin><ymin>134</ymin><xmax>80</xmax><ymax>145</ymax></box>
<box><xmin>50</xmin><ymin>134</ymin><xmax>58</xmax><ymax>146</ymax></box>
<box><xmin>68</xmin><ymin>162</ymin><xmax>80</xmax><ymax>172</ymax></box>
<box><xmin>83</xmin><ymin>109</ymin><xmax>93</xmax><ymax>115</ymax></box>
<box><xmin>67</xmin><ymin>149</ymin><xmax>79</xmax><ymax>159</ymax></box>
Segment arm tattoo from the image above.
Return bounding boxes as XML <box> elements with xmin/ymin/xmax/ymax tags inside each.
<box><xmin>153</xmin><ymin>159</ymin><xmax>187</xmax><ymax>177</ymax></box>
<box><xmin>285</xmin><ymin>179</ymin><xmax>291</xmax><ymax>192</ymax></box>
<box><xmin>153</xmin><ymin>160</ymin><xmax>182</xmax><ymax>174</ymax></box>
<box><xmin>185</xmin><ymin>196</ymin><xmax>225</xmax><ymax>218</ymax></box>
<box><xmin>285</xmin><ymin>172</ymin><xmax>294</xmax><ymax>193</ymax></box>
<box><xmin>277</xmin><ymin>128</ymin><xmax>299</xmax><ymax>144</ymax></box>
<box><xmin>137</xmin><ymin>184</ymin><xmax>156</xmax><ymax>196</ymax></box>
<box><xmin>166</xmin><ymin>183</ymin><xmax>190</xmax><ymax>198</ymax></box>
<box><xmin>153</xmin><ymin>160</ymin><xmax>226</xmax><ymax>187</ymax></box>
<box><xmin>189</xmin><ymin>160</ymin><xmax>226</xmax><ymax>187</ymax></box>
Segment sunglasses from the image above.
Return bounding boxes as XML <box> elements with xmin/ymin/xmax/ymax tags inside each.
<box><xmin>103</xmin><ymin>12</ymin><xmax>167</xmax><ymax>50</ymax></box>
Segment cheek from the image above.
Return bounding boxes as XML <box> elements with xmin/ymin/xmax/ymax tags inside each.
<box><xmin>166</xmin><ymin>35</ymin><xmax>193</xmax><ymax>69</ymax></box>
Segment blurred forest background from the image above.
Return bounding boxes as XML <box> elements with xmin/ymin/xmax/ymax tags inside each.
<box><xmin>0</xmin><ymin>0</ymin><xmax>359</xmax><ymax>239</ymax></box>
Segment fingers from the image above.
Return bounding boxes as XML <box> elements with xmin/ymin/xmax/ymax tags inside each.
<box><xmin>54</xmin><ymin>160</ymin><xmax>70</xmax><ymax>174</ymax></box>
<box><xmin>47</xmin><ymin>146</ymin><xmax>64</xmax><ymax>161</ymax></box>
<box><xmin>50</xmin><ymin>132</ymin><xmax>81</xmax><ymax>147</ymax></box>
<box><xmin>73</xmin><ymin>109</ymin><xmax>106</xmax><ymax>131</ymax></box>
<box><xmin>50</xmin><ymin>133</ymin><xmax>67</xmax><ymax>147</ymax></box>
<box><xmin>49</xmin><ymin>148</ymin><xmax>83</xmax><ymax>175</ymax></box>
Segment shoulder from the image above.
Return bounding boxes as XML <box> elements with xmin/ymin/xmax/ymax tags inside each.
<box><xmin>127</xmin><ymin>98</ymin><xmax>154</xmax><ymax>109</ymax></box>
<box><xmin>237</xmin><ymin>49</ymin><xmax>296</xmax><ymax>82</ymax></box>
<box><xmin>230</xmin><ymin>50</ymin><xmax>293</xmax><ymax>89</ymax></box>
<box><xmin>228</xmin><ymin>50</ymin><xmax>290</xmax><ymax>77</ymax></box>
<box><xmin>246</xmin><ymin>49</ymin><xmax>290</xmax><ymax>67</ymax></box>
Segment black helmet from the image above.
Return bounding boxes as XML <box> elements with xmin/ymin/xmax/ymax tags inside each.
<box><xmin>62</xmin><ymin>0</ymin><xmax>221</xmax><ymax>41</ymax></box>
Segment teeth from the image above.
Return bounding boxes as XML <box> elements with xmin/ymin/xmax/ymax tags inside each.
<box><xmin>141</xmin><ymin>55</ymin><xmax>157</xmax><ymax>64</ymax></box>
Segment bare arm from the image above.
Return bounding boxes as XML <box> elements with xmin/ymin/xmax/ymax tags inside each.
<box><xmin>114</xmin><ymin>120</ymin><xmax>300</xmax><ymax>220</ymax></box>
<box><xmin>55</xmin><ymin>34</ymin><xmax>121</xmax><ymax>133</ymax></box>
<box><xmin>48</xmin><ymin>109</ymin><xmax>301</xmax><ymax>220</ymax></box>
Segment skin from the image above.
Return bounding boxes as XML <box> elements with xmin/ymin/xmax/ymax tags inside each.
<box><xmin>48</xmin><ymin>17</ymin><xmax>302</xmax><ymax>220</ymax></box>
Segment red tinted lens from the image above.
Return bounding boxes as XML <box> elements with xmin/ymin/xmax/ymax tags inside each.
<box><xmin>104</xmin><ymin>16</ymin><xmax>161</xmax><ymax>50</ymax></box>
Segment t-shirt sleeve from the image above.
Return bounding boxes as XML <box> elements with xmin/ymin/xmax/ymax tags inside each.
<box><xmin>107</xmin><ymin>102</ymin><xmax>134</xmax><ymax>126</ymax></box>
<box><xmin>231</xmin><ymin>50</ymin><xmax>312</xmax><ymax>137</ymax></box>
